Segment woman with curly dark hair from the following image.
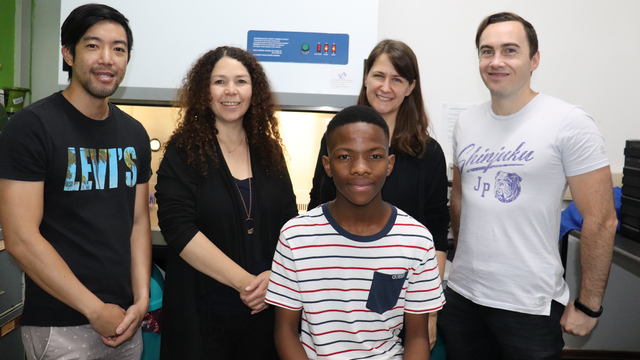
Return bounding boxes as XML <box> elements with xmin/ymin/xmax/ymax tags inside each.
<box><xmin>156</xmin><ymin>46</ymin><xmax>297</xmax><ymax>360</ymax></box>
<box><xmin>308</xmin><ymin>40</ymin><xmax>450</xmax><ymax>352</ymax></box>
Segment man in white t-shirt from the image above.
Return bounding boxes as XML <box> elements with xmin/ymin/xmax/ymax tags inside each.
<box><xmin>439</xmin><ymin>12</ymin><xmax>618</xmax><ymax>360</ymax></box>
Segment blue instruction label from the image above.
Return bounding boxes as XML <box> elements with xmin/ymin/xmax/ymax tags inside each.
<box><xmin>248</xmin><ymin>30</ymin><xmax>349</xmax><ymax>65</ymax></box>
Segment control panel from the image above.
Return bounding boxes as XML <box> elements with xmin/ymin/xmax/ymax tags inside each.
<box><xmin>248</xmin><ymin>30</ymin><xmax>349</xmax><ymax>65</ymax></box>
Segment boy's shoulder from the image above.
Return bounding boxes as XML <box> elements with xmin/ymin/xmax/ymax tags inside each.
<box><xmin>283</xmin><ymin>204</ymin><xmax>434</xmax><ymax>244</ymax></box>
<box><xmin>280</xmin><ymin>204</ymin><xmax>328</xmax><ymax>234</ymax></box>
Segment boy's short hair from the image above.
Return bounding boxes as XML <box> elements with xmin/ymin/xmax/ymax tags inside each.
<box><xmin>325</xmin><ymin>106</ymin><xmax>390</xmax><ymax>149</ymax></box>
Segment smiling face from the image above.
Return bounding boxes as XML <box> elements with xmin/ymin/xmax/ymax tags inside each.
<box><xmin>478</xmin><ymin>21</ymin><xmax>539</xmax><ymax>102</ymax></box>
<box><xmin>323</xmin><ymin>122</ymin><xmax>395</xmax><ymax>208</ymax></box>
<box><xmin>62</xmin><ymin>20</ymin><xmax>129</xmax><ymax>99</ymax></box>
<box><xmin>209</xmin><ymin>56</ymin><xmax>252</xmax><ymax>126</ymax></box>
<box><xmin>364</xmin><ymin>53</ymin><xmax>416</xmax><ymax>123</ymax></box>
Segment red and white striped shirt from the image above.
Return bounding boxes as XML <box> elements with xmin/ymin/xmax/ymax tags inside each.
<box><xmin>266</xmin><ymin>204</ymin><xmax>445</xmax><ymax>359</ymax></box>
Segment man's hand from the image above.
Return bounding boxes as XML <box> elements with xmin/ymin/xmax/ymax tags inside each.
<box><xmin>87</xmin><ymin>303</ymin><xmax>126</xmax><ymax>339</ymax></box>
<box><xmin>240</xmin><ymin>270</ymin><xmax>271</xmax><ymax>314</ymax></box>
<box><xmin>560</xmin><ymin>301</ymin><xmax>598</xmax><ymax>336</ymax></box>
<box><xmin>101</xmin><ymin>300</ymin><xmax>148</xmax><ymax>347</ymax></box>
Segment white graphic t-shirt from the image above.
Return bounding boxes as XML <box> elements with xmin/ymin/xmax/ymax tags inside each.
<box><xmin>449</xmin><ymin>93</ymin><xmax>609</xmax><ymax>315</ymax></box>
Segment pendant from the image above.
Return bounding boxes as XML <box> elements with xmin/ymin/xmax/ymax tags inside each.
<box><xmin>246</xmin><ymin>217</ymin><xmax>254</xmax><ymax>235</ymax></box>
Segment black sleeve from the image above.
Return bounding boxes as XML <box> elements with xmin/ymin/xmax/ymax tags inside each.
<box><xmin>422</xmin><ymin>139</ymin><xmax>450</xmax><ymax>252</ymax></box>
<box><xmin>281</xmin><ymin>165</ymin><xmax>300</xmax><ymax>221</ymax></box>
<box><xmin>155</xmin><ymin>144</ymin><xmax>201</xmax><ymax>254</ymax></box>
<box><xmin>0</xmin><ymin>109</ymin><xmax>48</xmax><ymax>181</ymax></box>
<box><xmin>134</xmin><ymin>123</ymin><xmax>153</xmax><ymax>184</ymax></box>
<box><xmin>308</xmin><ymin>134</ymin><xmax>337</xmax><ymax>211</ymax></box>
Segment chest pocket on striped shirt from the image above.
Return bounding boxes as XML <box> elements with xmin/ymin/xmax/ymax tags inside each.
<box><xmin>366</xmin><ymin>271</ymin><xmax>408</xmax><ymax>314</ymax></box>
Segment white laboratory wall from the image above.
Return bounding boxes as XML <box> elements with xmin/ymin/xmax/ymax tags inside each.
<box><xmin>58</xmin><ymin>0</ymin><xmax>379</xmax><ymax>100</ymax></box>
<box><xmin>30</xmin><ymin>0</ymin><xmax>640</xmax><ymax>174</ymax></box>
<box><xmin>377</xmin><ymin>0</ymin><xmax>640</xmax><ymax>174</ymax></box>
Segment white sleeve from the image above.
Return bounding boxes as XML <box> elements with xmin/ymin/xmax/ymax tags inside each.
<box><xmin>557</xmin><ymin>107</ymin><xmax>610</xmax><ymax>177</ymax></box>
<box><xmin>265</xmin><ymin>232</ymin><xmax>303</xmax><ymax>310</ymax></box>
<box><xmin>404</xmin><ymin>239</ymin><xmax>446</xmax><ymax>314</ymax></box>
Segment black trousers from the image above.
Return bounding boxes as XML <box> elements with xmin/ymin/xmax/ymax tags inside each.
<box><xmin>199</xmin><ymin>306</ymin><xmax>278</xmax><ymax>360</ymax></box>
<box><xmin>438</xmin><ymin>288</ymin><xmax>565</xmax><ymax>360</ymax></box>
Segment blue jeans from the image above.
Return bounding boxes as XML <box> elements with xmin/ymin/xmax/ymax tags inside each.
<box><xmin>438</xmin><ymin>288</ymin><xmax>564</xmax><ymax>360</ymax></box>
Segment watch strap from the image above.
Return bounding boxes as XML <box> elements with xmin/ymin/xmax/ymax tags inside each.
<box><xmin>574</xmin><ymin>298</ymin><xmax>603</xmax><ymax>318</ymax></box>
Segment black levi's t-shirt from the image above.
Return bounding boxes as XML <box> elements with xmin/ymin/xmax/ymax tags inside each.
<box><xmin>0</xmin><ymin>92</ymin><xmax>152</xmax><ymax>326</ymax></box>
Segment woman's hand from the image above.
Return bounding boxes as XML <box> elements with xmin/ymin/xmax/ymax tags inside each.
<box><xmin>428</xmin><ymin>312</ymin><xmax>438</xmax><ymax>350</ymax></box>
<box><xmin>240</xmin><ymin>270</ymin><xmax>271</xmax><ymax>314</ymax></box>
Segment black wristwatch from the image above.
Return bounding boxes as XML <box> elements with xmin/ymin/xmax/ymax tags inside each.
<box><xmin>573</xmin><ymin>298</ymin><xmax>603</xmax><ymax>318</ymax></box>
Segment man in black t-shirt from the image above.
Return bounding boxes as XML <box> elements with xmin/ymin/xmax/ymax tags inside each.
<box><xmin>0</xmin><ymin>4</ymin><xmax>152</xmax><ymax>359</ymax></box>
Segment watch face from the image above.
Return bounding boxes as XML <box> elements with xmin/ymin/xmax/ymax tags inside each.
<box><xmin>150</xmin><ymin>138</ymin><xmax>162</xmax><ymax>152</ymax></box>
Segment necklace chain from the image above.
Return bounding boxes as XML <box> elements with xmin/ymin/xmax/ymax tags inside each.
<box><xmin>224</xmin><ymin>135</ymin><xmax>246</xmax><ymax>155</ymax></box>
<box><xmin>233</xmin><ymin>142</ymin><xmax>253</xmax><ymax>235</ymax></box>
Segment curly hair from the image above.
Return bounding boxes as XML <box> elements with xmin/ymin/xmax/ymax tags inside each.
<box><xmin>169</xmin><ymin>46</ymin><xmax>286</xmax><ymax>177</ymax></box>
<box><xmin>357</xmin><ymin>40</ymin><xmax>431</xmax><ymax>158</ymax></box>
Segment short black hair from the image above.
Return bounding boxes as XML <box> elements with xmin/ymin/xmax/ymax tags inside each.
<box><xmin>325</xmin><ymin>105</ymin><xmax>390</xmax><ymax>147</ymax></box>
<box><xmin>61</xmin><ymin>3</ymin><xmax>133</xmax><ymax>78</ymax></box>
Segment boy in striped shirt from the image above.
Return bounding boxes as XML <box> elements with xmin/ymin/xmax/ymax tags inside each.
<box><xmin>266</xmin><ymin>105</ymin><xmax>445</xmax><ymax>359</ymax></box>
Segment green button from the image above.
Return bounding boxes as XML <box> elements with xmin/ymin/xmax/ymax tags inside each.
<box><xmin>301</xmin><ymin>43</ymin><xmax>310</xmax><ymax>52</ymax></box>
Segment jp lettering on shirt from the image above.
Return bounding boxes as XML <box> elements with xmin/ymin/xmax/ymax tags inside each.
<box><xmin>457</xmin><ymin>141</ymin><xmax>533</xmax><ymax>201</ymax></box>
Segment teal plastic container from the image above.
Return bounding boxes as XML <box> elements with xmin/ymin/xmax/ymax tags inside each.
<box><xmin>141</xmin><ymin>264</ymin><xmax>164</xmax><ymax>360</ymax></box>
